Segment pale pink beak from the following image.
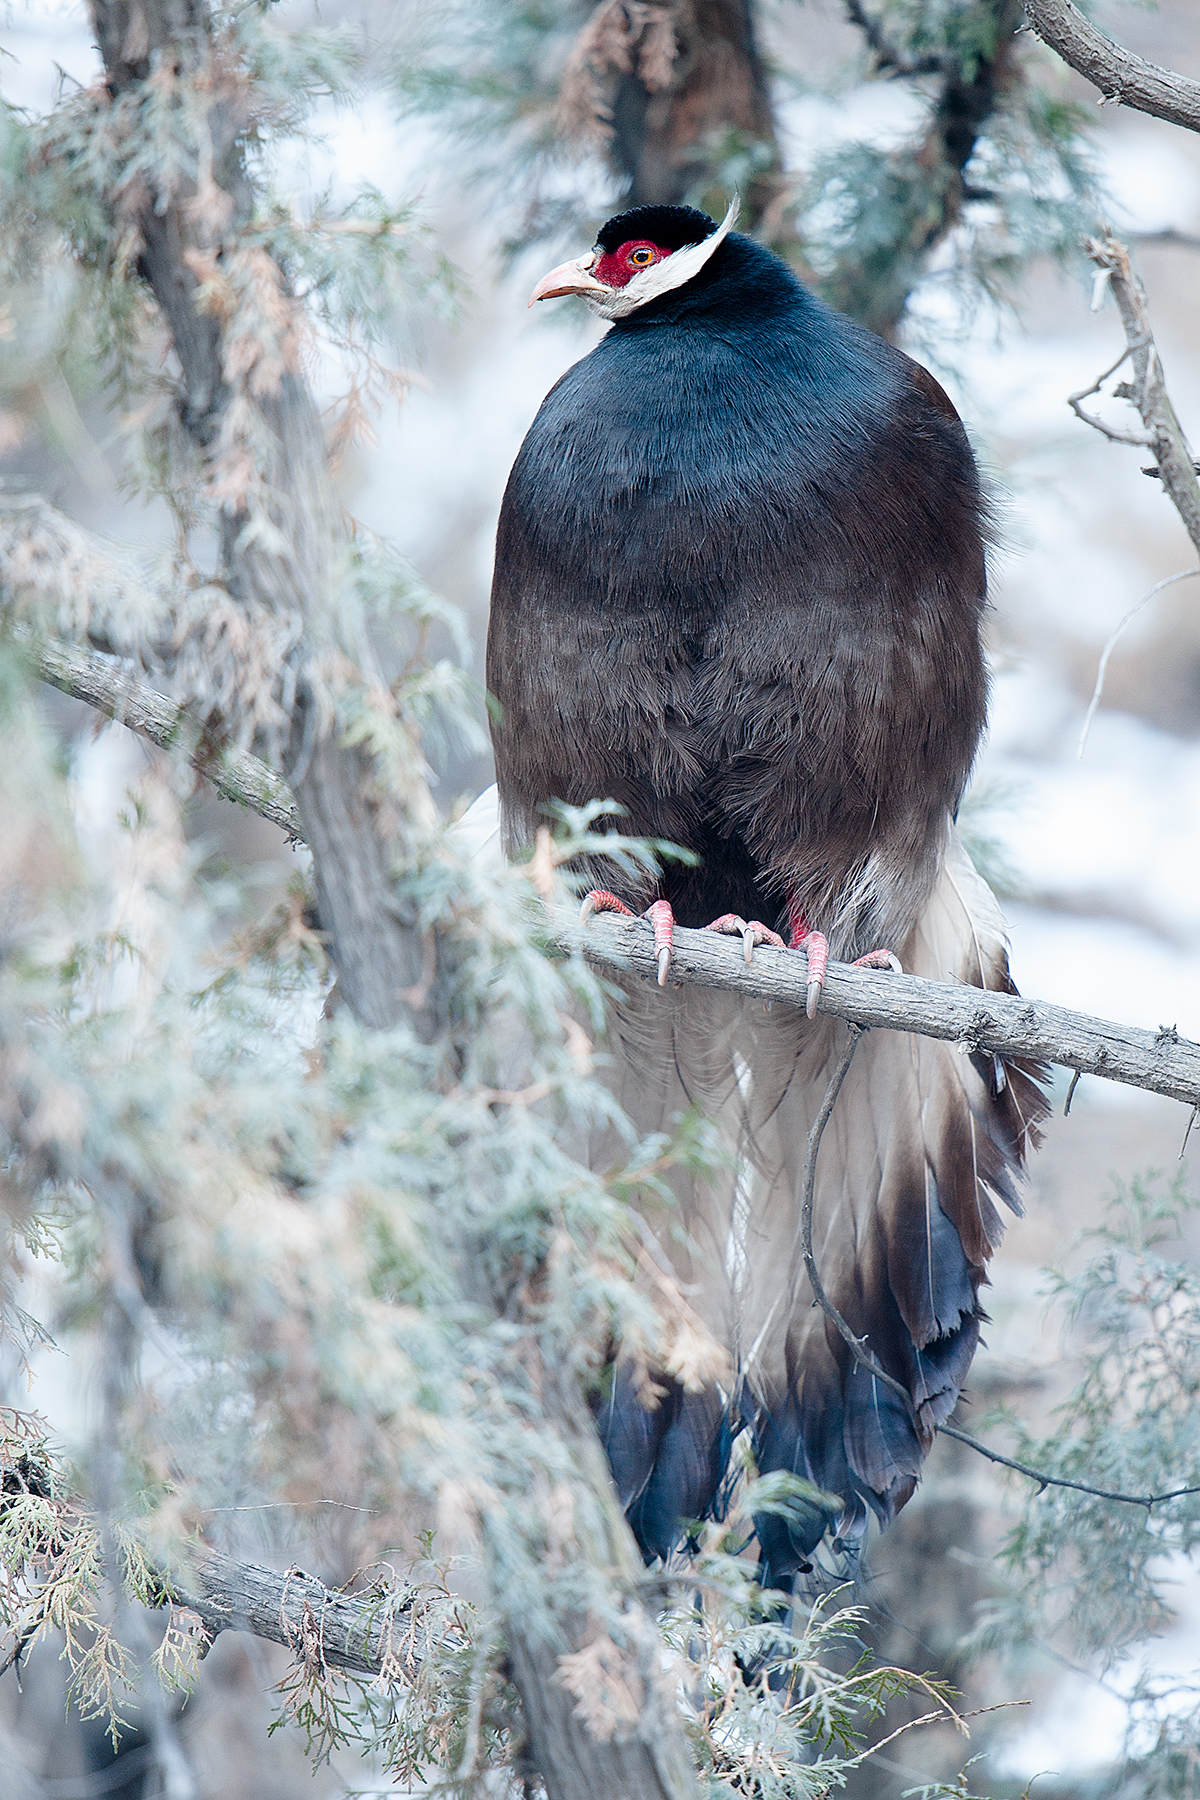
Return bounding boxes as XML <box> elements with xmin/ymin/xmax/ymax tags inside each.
<box><xmin>528</xmin><ymin>255</ymin><xmax>610</xmax><ymax>308</ymax></box>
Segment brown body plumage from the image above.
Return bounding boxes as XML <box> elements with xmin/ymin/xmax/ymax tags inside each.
<box><xmin>487</xmin><ymin>204</ymin><xmax>1045</xmax><ymax>1584</ymax></box>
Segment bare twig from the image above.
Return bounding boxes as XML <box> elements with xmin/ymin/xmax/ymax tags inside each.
<box><xmin>1024</xmin><ymin>0</ymin><xmax>1200</xmax><ymax>136</ymax></box>
<box><xmin>1076</xmin><ymin>566</ymin><xmax>1200</xmax><ymax>757</ymax></box>
<box><xmin>26</xmin><ymin>630</ymin><xmax>303</xmax><ymax>843</ymax></box>
<box><xmin>1067</xmin><ymin>337</ymin><xmax>1153</xmax><ymax>447</ymax></box>
<box><xmin>936</xmin><ymin>1423</ymin><xmax>1200</xmax><ymax>1511</ymax></box>
<box><xmin>1075</xmin><ymin>236</ymin><xmax>1200</xmax><ymax>556</ymax></box>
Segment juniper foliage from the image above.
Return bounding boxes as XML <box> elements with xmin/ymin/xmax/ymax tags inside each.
<box><xmin>974</xmin><ymin>1172</ymin><xmax>1200</xmax><ymax>1797</ymax></box>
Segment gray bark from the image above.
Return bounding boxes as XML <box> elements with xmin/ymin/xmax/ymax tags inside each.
<box><xmin>86</xmin><ymin>5</ymin><xmax>700</xmax><ymax>1792</ymax></box>
<box><xmin>1025</xmin><ymin>0</ymin><xmax>1200</xmax><ymax>136</ymax></box>
<box><xmin>565</xmin><ymin>914</ymin><xmax>1200</xmax><ymax>1108</ymax></box>
<box><xmin>1080</xmin><ymin>236</ymin><xmax>1200</xmax><ymax>559</ymax></box>
<box><xmin>28</xmin><ymin>629</ymin><xmax>302</xmax><ymax>841</ymax></box>
<box><xmin>176</xmin><ymin>1550</ymin><xmax>412</xmax><ymax>1678</ymax></box>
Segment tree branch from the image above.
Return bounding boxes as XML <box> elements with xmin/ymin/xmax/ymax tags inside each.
<box><xmin>26</xmin><ymin>631</ymin><xmax>303</xmax><ymax>843</ymax></box>
<box><xmin>1023</xmin><ymin>0</ymin><xmax>1200</xmax><ymax>136</ymax></box>
<box><xmin>25</xmin><ymin>630</ymin><xmax>1200</xmax><ymax>1113</ymax></box>
<box><xmin>174</xmin><ymin>1550</ymin><xmax>409</xmax><ymax>1678</ymax></box>
<box><xmin>1075</xmin><ymin>235</ymin><xmax>1200</xmax><ymax>557</ymax></box>
<box><xmin>565</xmin><ymin>914</ymin><xmax>1200</xmax><ymax>1110</ymax></box>
<box><xmin>935</xmin><ymin>1424</ymin><xmax>1200</xmax><ymax>1511</ymax></box>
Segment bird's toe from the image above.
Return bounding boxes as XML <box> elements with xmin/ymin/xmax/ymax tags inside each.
<box><xmin>580</xmin><ymin>888</ymin><xmax>637</xmax><ymax>924</ymax></box>
<box><xmin>645</xmin><ymin>898</ymin><xmax>676</xmax><ymax>986</ymax></box>
<box><xmin>854</xmin><ymin>947</ymin><xmax>903</xmax><ymax>975</ymax></box>
<box><xmin>796</xmin><ymin>929</ymin><xmax>829</xmax><ymax>1018</ymax></box>
<box><xmin>703</xmin><ymin>913</ymin><xmax>786</xmax><ymax>964</ymax></box>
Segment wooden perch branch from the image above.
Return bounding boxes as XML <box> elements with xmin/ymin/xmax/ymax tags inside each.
<box><xmin>176</xmin><ymin>1550</ymin><xmax>407</xmax><ymax>1677</ymax></box>
<box><xmin>1072</xmin><ymin>236</ymin><xmax>1200</xmax><ymax>558</ymax></box>
<box><xmin>25</xmin><ymin>631</ymin><xmax>1200</xmax><ymax>1112</ymax></box>
<box><xmin>1024</xmin><ymin>0</ymin><xmax>1200</xmax><ymax>136</ymax></box>
<box><xmin>564</xmin><ymin>913</ymin><xmax>1200</xmax><ymax>1111</ymax></box>
<box><xmin>28</xmin><ymin>632</ymin><xmax>303</xmax><ymax>843</ymax></box>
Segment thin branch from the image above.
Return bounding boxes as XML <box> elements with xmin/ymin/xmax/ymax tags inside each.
<box><xmin>24</xmin><ymin>634</ymin><xmax>1200</xmax><ymax>1112</ymax></box>
<box><xmin>1023</xmin><ymin>0</ymin><xmax>1200</xmax><ymax>136</ymax></box>
<box><xmin>1076</xmin><ymin>566</ymin><xmax>1200</xmax><ymax>757</ymax></box>
<box><xmin>1067</xmin><ymin>337</ymin><xmax>1153</xmax><ymax>447</ymax></box>
<box><xmin>24</xmin><ymin>630</ymin><xmax>303</xmax><ymax>843</ymax></box>
<box><xmin>25</xmin><ymin>634</ymin><xmax>1200</xmax><ymax>1111</ymax></box>
<box><xmin>936</xmin><ymin>1423</ymin><xmax>1200</xmax><ymax>1512</ymax></box>
<box><xmin>567</xmin><ymin>914</ymin><xmax>1200</xmax><ymax>1110</ymax></box>
<box><xmin>1076</xmin><ymin>236</ymin><xmax>1200</xmax><ymax>557</ymax></box>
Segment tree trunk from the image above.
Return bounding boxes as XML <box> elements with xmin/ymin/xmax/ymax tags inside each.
<box><xmin>563</xmin><ymin>0</ymin><xmax>784</xmax><ymax>227</ymax></box>
<box><xmin>88</xmin><ymin>4</ymin><xmax>701</xmax><ymax>1792</ymax></box>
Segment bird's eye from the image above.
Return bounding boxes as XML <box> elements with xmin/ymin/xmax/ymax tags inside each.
<box><xmin>628</xmin><ymin>247</ymin><xmax>656</xmax><ymax>267</ymax></box>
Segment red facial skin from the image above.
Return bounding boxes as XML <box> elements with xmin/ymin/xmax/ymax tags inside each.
<box><xmin>592</xmin><ymin>239</ymin><xmax>673</xmax><ymax>288</ymax></box>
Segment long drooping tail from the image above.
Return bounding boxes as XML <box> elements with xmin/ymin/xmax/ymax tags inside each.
<box><xmin>456</xmin><ymin>791</ymin><xmax>1045</xmax><ymax>1582</ymax></box>
<box><xmin>589</xmin><ymin>829</ymin><xmax>1046</xmax><ymax>1582</ymax></box>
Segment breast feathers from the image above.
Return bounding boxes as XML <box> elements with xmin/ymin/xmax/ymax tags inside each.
<box><xmin>487</xmin><ymin>223</ymin><xmax>1044</xmax><ymax>1586</ymax></box>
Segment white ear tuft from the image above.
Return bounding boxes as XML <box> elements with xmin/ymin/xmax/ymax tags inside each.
<box><xmin>584</xmin><ymin>196</ymin><xmax>741</xmax><ymax>321</ymax></box>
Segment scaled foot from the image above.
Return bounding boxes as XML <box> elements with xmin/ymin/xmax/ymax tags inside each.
<box><xmin>787</xmin><ymin>908</ymin><xmax>901</xmax><ymax>1019</ymax></box>
<box><xmin>580</xmin><ymin>890</ymin><xmax>676</xmax><ymax>985</ymax></box>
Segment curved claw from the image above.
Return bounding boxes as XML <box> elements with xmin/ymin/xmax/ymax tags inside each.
<box><xmin>854</xmin><ymin>947</ymin><xmax>902</xmax><ymax>975</ymax></box>
<box><xmin>798</xmin><ymin>929</ymin><xmax>829</xmax><ymax>1020</ymax></box>
<box><xmin>580</xmin><ymin>888</ymin><xmax>636</xmax><ymax>924</ymax></box>
<box><xmin>645</xmin><ymin>898</ymin><xmax>676</xmax><ymax>988</ymax></box>
<box><xmin>704</xmin><ymin>913</ymin><xmax>787</xmax><ymax>965</ymax></box>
